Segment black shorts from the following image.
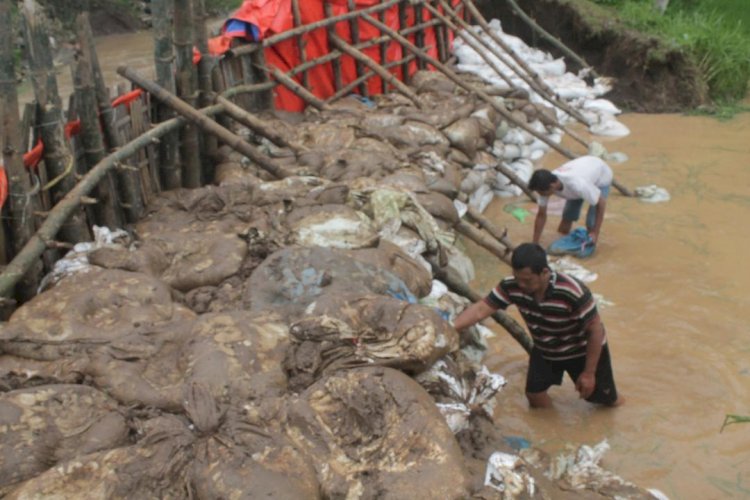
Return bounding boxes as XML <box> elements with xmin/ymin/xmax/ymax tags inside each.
<box><xmin>525</xmin><ymin>344</ymin><xmax>618</xmax><ymax>405</ymax></box>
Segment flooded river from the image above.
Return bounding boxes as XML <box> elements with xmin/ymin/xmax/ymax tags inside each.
<box><xmin>18</xmin><ymin>26</ymin><xmax>750</xmax><ymax>499</ymax></box>
<box><xmin>468</xmin><ymin>112</ymin><xmax>750</xmax><ymax>499</ymax></box>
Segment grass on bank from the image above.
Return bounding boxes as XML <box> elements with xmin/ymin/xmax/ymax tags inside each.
<box><xmin>594</xmin><ymin>0</ymin><xmax>750</xmax><ymax>105</ymax></box>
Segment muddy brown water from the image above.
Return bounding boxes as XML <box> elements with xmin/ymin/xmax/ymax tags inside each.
<box><xmin>17</xmin><ymin>27</ymin><xmax>750</xmax><ymax>498</ymax></box>
<box><xmin>466</xmin><ymin>112</ymin><xmax>750</xmax><ymax>499</ymax></box>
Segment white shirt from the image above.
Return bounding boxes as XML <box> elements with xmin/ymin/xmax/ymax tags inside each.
<box><xmin>537</xmin><ymin>156</ymin><xmax>613</xmax><ymax>207</ymax></box>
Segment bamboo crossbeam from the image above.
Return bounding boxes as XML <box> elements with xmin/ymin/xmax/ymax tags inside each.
<box><xmin>0</xmin><ymin>105</ymin><xmax>223</xmax><ymax>299</ymax></box>
<box><xmin>464</xmin><ymin>204</ymin><xmax>516</xmax><ymax>251</ymax></box>
<box><xmin>455</xmin><ymin>220</ymin><xmax>512</xmax><ymax>265</ymax></box>
<box><xmin>329</xmin><ymin>34</ymin><xmax>423</xmax><ymax>108</ymax></box>
<box><xmin>496</xmin><ymin>162</ymin><xmax>536</xmax><ymax>201</ymax></box>
<box><xmin>118</xmin><ymin>66</ymin><xmax>294</xmax><ymax>179</ymax></box>
<box><xmin>230</xmin><ymin>0</ymin><xmax>402</xmax><ymax>56</ymax></box>
<box><xmin>266</xmin><ymin>66</ymin><xmax>332</xmax><ymax>111</ymax></box>
<box><xmin>361</xmin><ymin>13</ymin><xmax>580</xmax><ymax>160</ymax></box>
<box><xmin>215</xmin><ymin>95</ymin><xmax>301</xmax><ymax>152</ymax></box>
<box><xmin>435</xmin><ymin>0</ymin><xmax>590</xmax><ymax>128</ymax></box>
<box><xmin>328</xmin><ymin>54</ymin><xmax>417</xmax><ymax>103</ymax></box>
<box><xmin>426</xmin><ymin>255</ymin><xmax>533</xmax><ymax>354</ymax></box>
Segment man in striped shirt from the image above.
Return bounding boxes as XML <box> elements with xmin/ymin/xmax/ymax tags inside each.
<box><xmin>453</xmin><ymin>243</ymin><xmax>623</xmax><ymax>408</ymax></box>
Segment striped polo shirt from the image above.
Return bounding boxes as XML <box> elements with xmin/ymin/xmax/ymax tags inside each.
<box><xmin>484</xmin><ymin>271</ymin><xmax>599</xmax><ymax>360</ymax></box>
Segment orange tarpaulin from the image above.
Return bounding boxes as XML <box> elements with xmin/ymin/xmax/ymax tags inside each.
<box><xmin>210</xmin><ymin>0</ymin><xmax>463</xmax><ymax>111</ymax></box>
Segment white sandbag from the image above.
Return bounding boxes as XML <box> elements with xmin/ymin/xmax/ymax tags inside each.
<box><xmin>583</xmin><ymin>98</ymin><xmax>622</xmax><ymax>115</ymax></box>
<box><xmin>635</xmin><ymin>185</ymin><xmax>671</xmax><ymax>203</ymax></box>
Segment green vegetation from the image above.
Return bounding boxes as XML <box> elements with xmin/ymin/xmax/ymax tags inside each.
<box><xmin>591</xmin><ymin>0</ymin><xmax>750</xmax><ymax>104</ymax></box>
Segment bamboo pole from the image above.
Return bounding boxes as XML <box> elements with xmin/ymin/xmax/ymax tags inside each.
<box><xmin>324</xmin><ymin>3</ymin><xmax>344</xmax><ymax>92</ymax></box>
<box><xmin>230</xmin><ymin>0</ymin><xmax>402</xmax><ymax>57</ymax></box>
<box><xmin>290</xmin><ymin>0</ymin><xmax>310</xmax><ymax>90</ymax></box>
<box><xmin>266</xmin><ymin>66</ymin><xmax>332</xmax><ymax>111</ymax></box>
<box><xmin>328</xmin><ymin>54</ymin><xmax>417</xmax><ymax>103</ymax></box>
<box><xmin>0</xmin><ymin>0</ymin><xmax>42</xmax><ymax>299</ymax></box>
<box><xmin>152</xmin><ymin>0</ymin><xmax>180</xmax><ymax>189</ymax></box>
<box><xmin>118</xmin><ymin>66</ymin><xmax>294</xmax><ymax>180</ymax></box>
<box><xmin>430</xmin><ymin>0</ymin><xmax>449</xmax><ymax>63</ymax></box>
<box><xmin>75</xmin><ymin>13</ymin><xmax>121</xmax><ymax>151</ymax></box>
<box><xmin>414</xmin><ymin>2</ymin><xmax>426</xmax><ymax>70</ymax></box>
<box><xmin>464</xmin><ymin>204</ymin><xmax>516</xmax><ymax>251</ymax></box>
<box><xmin>398</xmin><ymin>2</ymin><xmax>412</xmax><ymax>83</ymax></box>
<box><xmin>174</xmin><ymin>0</ymin><xmax>202</xmax><ymax>188</ymax></box>
<box><xmin>329</xmin><ymin>34</ymin><xmax>423</xmax><ymax>108</ymax></box>
<box><xmin>347</xmin><ymin>0</ymin><xmax>368</xmax><ymax>96</ymax></box>
<box><xmin>72</xmin><ymin>51</ymin><xmax>123</xmax><ymax>228</ymax></box>
<box><xmin>496</xmin><ymin>162</ymin><xmax>536</xmax><ymax>201</ymax></box>
<box><xmin>455</xmin><ymin>220</ymin><xmax>512</xmax><ymax>265</ymax></box>
<box><xmin>377</xmin><ymin>8</ymin><xmax>389</xmax><ymax>93</ymax></box>
<box><xmin>0</xmin><ymin>105</ymin><xmax>224</xmax><ymax>299</ymax></box>
<box><xmin>193</xmin><ymin>0</ymin><xmax>218</xmax><ymax>171</ymax></box>
<box><xmin>361</xmin><ymin>14</ymin><xmax>580</xmax><ymax>160</ymax></box>
<box><xmin>504</xmin><ymin>0</ymin><xmax>599</xmax><ymax>79</ymax></box>
<box><xmin>75</xmin><ymin>14</ymin><xmax>145</xmax><ymax>222</ymax></box>
<box><xmin>215</xmin><ymin>96</ymin><xmax>302</xmax><ymax>152</ymax></box>
<box><xmin>427</xmin><ymin>255</ymin><xmax>533</xmax><ymax>354</ymax></box>
<box><xmin>434</xmin><ymin>0</ymin><xmax>591</xmax><ymax>128</ymax></box>
<box><xmin>22</xmin><ymin>2</ymin><xmax>90</xmax><ymax>244</ymax></box>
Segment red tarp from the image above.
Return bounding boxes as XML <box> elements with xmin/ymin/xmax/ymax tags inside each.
<box><xmin>210</xmin><ymin>0</ymin><xmax>463</xmax><ymax>111</ymax></box>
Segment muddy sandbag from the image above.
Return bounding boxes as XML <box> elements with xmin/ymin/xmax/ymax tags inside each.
<box><xmin>285</xmin><ymin>366</ymin><xmax>469</xmax><ymax>499</ymax></box>
<box><xmin>4</xmin><ymin>415</ymin><xmax>195</xmax><ymax>499</ymax></box>
<box><xmin>184</xmin><ymin>311</ymin><xmax>291</xmax><ymax>401</ymax></box>
<box><xmin>360</xmin><ymin>112</ymin><xmax>406</xmax><ymax>129</ymax></box>
<box><xmin>319</xmin><ymin>138</ymin><xmax>403</xmax><ymax>181</ymax></box>
<box><xmin>139</xmin><ymin>228</ymin><xmax>247</xmax><ymax>292</ymax></box>
<box><xmin>215</xmin><ymin>161</ymin><xmax>263</xmax><ymax>187</ymax></box>
<box><xmin>251</xmin><ymin>176</ymin><xmax>330</xmax><ymax>206</ymax></box>
<box><xmin>286</xmin><ymin>204</ymin><xmax>379</xmax><ymax>249</ymax></box>
<box><xmin>0</xmin><ymin>269</ymin><xmax>185</xmax><ymax>361</ymax></box>
<box><xmin>246</xmin><ymin>246</ymin><xmax>425</xmax><ymax>318</ymax></box>
<box><xmin>0</xmin><ymin>384</ymin><xmax>129</xmax><ymax>490</ymax></box>
<box><xmin>286</xmin><ymin>293</ymin><xmax>458</xmax><ymax>390</ymax></box>
<box><xmin>190</xmin><ymin>408</ymin><xmax>320</xmax><ymax>499</ymax></box>
<box><xmin>443</xmin><ymin>117</ymin><xmax>485</xmax><ymax>159</ymax></box>
<box><xmin>415</xmin><ymin>191</ymin><xmax>460</xmax><ymax>225</ymax></box>
<box><xmin>411</xmin><ymin>70</ymin><xmax>458</xmax><ymax>94</ymax></box>
<box><xmin>349</xmin><ymin>241</ymin><xmax>433</xmax><ymax>298</ymax></box>
<box><xmin>375</xmin><ymin>121</ymin><xmax>450</xmax><ymax>151</ymax></box>
<box><xmin>296</xmin><ymin>122</ymin><xmax>356</xmax><ymax>151</ymax></box>
<box><xmin>0</xmin><ymin>355</ymin><xmax>87</xmax><ymax>391</ymax></box>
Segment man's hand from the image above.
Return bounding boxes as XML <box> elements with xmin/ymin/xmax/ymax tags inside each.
<box><xmin>575</xmin><ymin>371</ymin><xmax>596</xmax><ymax>399</ymax></box>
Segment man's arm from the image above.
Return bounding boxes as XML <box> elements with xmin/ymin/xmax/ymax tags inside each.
<box><xmin>575</xmin><ymin>315</ymin><xmax>605</xmax><ymax>399</ymax></box>
<box><xmin>453</xmin><ymin>300</ymin><xmax>498</xmax><ymax>332</ymax></box>
<box><xmin>532</xmin><ymin>205</ymin><xmax>547</xmax><ymax>244</ymax></box>
<box><xmin>588</xmin><ymin>198</ymin><xmax>607</xmax><ymax>244</ymax></box>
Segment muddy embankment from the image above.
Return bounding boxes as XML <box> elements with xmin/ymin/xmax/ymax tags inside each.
<box><xmin>477</xmin><ymin>0</ymin><xmax>708</xmax><ymax>112</ymax></box>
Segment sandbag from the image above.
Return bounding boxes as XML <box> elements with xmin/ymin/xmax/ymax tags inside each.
<box><xmin>286</xmin><ymin>204</ymin><xmax>379</xmax><ymax>249</ymax></box>
<box><xmin>0</xmin><ymin>269</ymin><xmax>189</xmax><ymax>361</ymax></box>
<box><xmin>285</xmin><ymin>293</ymin><xmax>458</xmax><ymax>390</ymax></box>
<box><xmin>0</xmin><ymin>385</ymin><xmax>129</xmax><ymax>490</ymax></box>
<box><xmin>285</xmin><ymin>366</ymin><xmax>470</xmax><ymax>499</ymax></box>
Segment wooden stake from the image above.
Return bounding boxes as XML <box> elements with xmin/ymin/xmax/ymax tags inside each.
<box><xmin>0</xmin><ymin>0</ymin><xmax>42</xmax><ymax>299</ymax></box>
<box><xmin>152</xmin><ymin>0</ymin><xmax>181</xmax><ymax>189</ymax></box>
<box><xmin>193</xmin><ymin>0</ymin><xmax>218</xmax><ymax>174</ymax></box>
<box><xmin>22</xmin><ymin>2</ymin><xmax>91</xmax><ymax>244</ymax></box>
<box><xmin>174</xmin><ymin>0</ymin><xmax>202</xmax><ymax>187</ymax></box>
<box><xmin>347</xmin><ymin>0</ymin><xmax>368</xmax><ymax>96</ymax></box>
<box><xmin>118</xmin><ymin>66</ymin><xmax>294</xmax><ymax>180</ymax></box>
<box><xmin>291</xmin><ymin>0</ymin><xmax>310</xmax><ymax>90</ymax></box>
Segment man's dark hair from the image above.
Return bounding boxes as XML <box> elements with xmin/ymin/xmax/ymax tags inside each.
<box><xmin>528</xmin><ymin>169</ymin><xmax>558</xmax><ymax>192</ymax></box>
<box><xmin>511</xmin><ymin>243</ymin><xmax>549</xmax><ymax>273</ymax></box>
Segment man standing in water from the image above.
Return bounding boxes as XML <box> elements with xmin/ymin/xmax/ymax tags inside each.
<box><xmin>528</xmin><ymin>155</ymin><xmax>613</xmax><ymax>245</ymax></box>
<box><xmin>453</xmin><ymin>243</ymin><xmax>623</xmax><ymax>408</ymax></box>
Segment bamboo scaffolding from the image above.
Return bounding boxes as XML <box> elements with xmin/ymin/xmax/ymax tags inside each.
<box><xmin>229</xmin><ymin>0</ymin><xmax>402</xmax><ymax>57</ymax></box>
<box><xmin>215</xmin><ymin>96</ymin><xmax>301</xmax><ymax>152</ymax></box>
<box><xmin>361</xmin><ymin>13</ymin><xmax>580</xmax><ymax>160</ymax></box>
<box><xmin>152</xmin><ymin>0</ymin><xmax>181</xmax><ymax>189</ymax></box>
<box><xmin>414</xmin><ymin>2</ymin><xmax>426</xmax><ymax>70</ymax></box>
<box><xmin>434</xmin><ymin>0</ymin><xmax>590</xmax><ymax>128</ymax></box>
<box><xmin>22</xmin><ymin>3</ymin><xmax>90</xmax><ymax>244</ymax></box>
<box><xmin>427</xmin><ymin>255</ymin><xmax>533</xmax><ymax>354</ymax></box>
<box><xmin>504</xmin><ymin>0</ymin><xmax>599</xmax><ymax>79</ymax></box>
<box><xmin>430</xmin><ymin>0</ymin><xmax>449</xmax><ymax>63</ymax></box>
<box><xmin>329</xmin><ymin>34</ymin><xmax>423</xmax><ymax>108</ymax></box>
<box><xmin>377</xmin><ymin>8</ymin><xmax>389</xmax><ymax>93</ymax></box>
<box><xmin>464</xmin><ymin>204</ymin><xmax>516</xmax><ymax>251</ymax></box>
<box><xmin>291</xmin><ymin>0</ymin><xmax>310</xmax><ymax>90</ymax></box>
<box><xmin>0</xmin><ymin>104</ymin><xmax>224</xmax><ymax>299</ymax></box>
<box><xmin>266</xmin><ymin>65</ymin><xmax>332</xmax><ymax>111</ymax></box>
<box><xmin>0</xmin><ymin>0</ymin><xmax>41</xmax><ymax>298</ymax></box>
<box><xmin>72</xmin><ymin>52</ymin><xmax>123</xmax><ymax>228</ymax></box>
<box><xmin>496</xmin><ymin>161</ymin><xmax>536</xmax><ymax>201</ymax></box>
<box><xmin>174</xmin><ymin>0</ymin><xmax>203</xmax><ymax>188</ymax></box>
<box><xmin>397</xmin><ymin>2</ymin><xmax>412</xmax><ymax>83</ymax></box>
<box><xmin>324</xmin><ymin>3</ymin><xmax>344</xmax><ymax>92</ymax></box>
<box><xmin>118</xmin><ymin>66</ymin><xmax>294</xmax><ymax>180</ymax></box>
<box><xmin>193</xmin><ymin>0</ymin><xmax>219</xmax><ymax>170</ymax></box>
<box><xmin>328</xmin><ymin>54</ymin><xmax>417</xmax><ymax>103</ymax></box>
